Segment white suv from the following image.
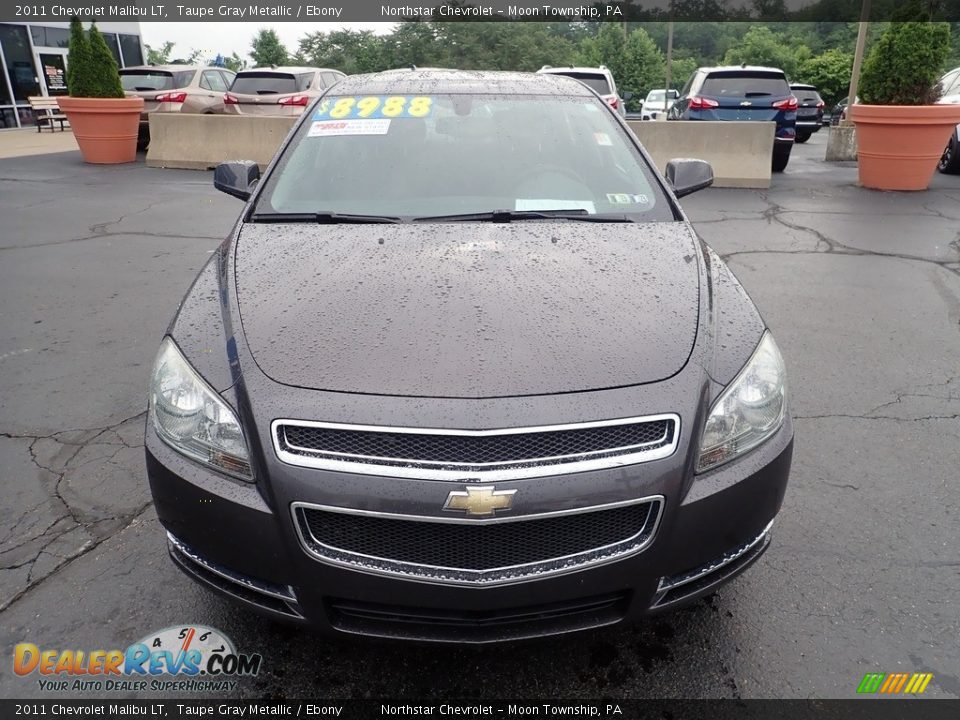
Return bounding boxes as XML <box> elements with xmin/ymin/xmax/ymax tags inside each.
<box><xmin>641</xmin><ymin>89</ymin><xmax>679</xmax><ymax>120</ymax></box>
<box><xmin>937</xmin><ymin>66</ymin><xmax>960</xmax><ymax>174</ymax></box>
<box><xmin>537</xmin><ymin>65</ymin><xmax>626</xmax><ymax>117</ymax></box>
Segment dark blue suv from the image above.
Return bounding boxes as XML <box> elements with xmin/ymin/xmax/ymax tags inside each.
<box><xmin>668</xmin><ymin>66</ymin><xmax>797</xmax><ymax>172</ymax></box>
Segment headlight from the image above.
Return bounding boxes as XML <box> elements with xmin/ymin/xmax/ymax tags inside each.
<box><xmin>697</xmin><ymin>332</ymin><xmax>787</xmax><ymax>473</ymax></box>
<box><xmin>148</xmin><ymin>337</ymin><xmax>252</xmax><ymax>480</ymax></box>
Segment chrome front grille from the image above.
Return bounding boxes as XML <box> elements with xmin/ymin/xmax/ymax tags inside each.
<box><xmin>273</xmin><ymin>415</ymin><xmax>679</xmax><ymax>481</ymax></box>
<box><xmin>292</xmin><ymin>497</ymin><xmax>663</xmax><ymax>586</ymax></box>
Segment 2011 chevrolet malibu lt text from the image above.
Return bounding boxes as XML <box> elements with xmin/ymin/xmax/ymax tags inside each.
<box><xmin>146</xmin><ymin>69</ymin><xmax>793</xmax><ymax>643</ymax></box>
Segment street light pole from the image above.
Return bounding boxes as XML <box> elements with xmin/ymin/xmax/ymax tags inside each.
<box><xmin>843</xmin><ymin>0</ymin><xmax>871</xmax><ymax>126</ymax></box>
<box><xmin>665</xmin><ymin>16</ymin><xmax>674</xmax><ymax>93</ymax></box>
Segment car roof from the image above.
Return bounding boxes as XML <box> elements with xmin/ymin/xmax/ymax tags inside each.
<box><xmin>539</xmin><ymin>66</ymin><xmax>610</xmax><ymax>75</ymax></box>
<box><xmin>700</xmin><ymin>65</ymin><xmax>787</xmax><ymax>75</ymax></box>
<box><xmin>330</xmin><ymin>69</ymin><xmax>596</xmax><ymax>97</ymax></box>
<box><xmin>122</xmin><ymin>65</ymin><xmax>205</xmax><ymax>72</ymax></box>
<box><xmin>237</xmin><ymin>66</ymin><xmax>326</xmax><ymax>74</ymax></box>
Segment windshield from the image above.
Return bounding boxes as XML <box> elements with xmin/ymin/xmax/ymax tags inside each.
<box><xmin>231</xmin><ymin>72</ymin><xmax>309</xmax><ymax>95</ymax></box>
<box><xmin>792</xmin><ymin>88</ymin><xmax>822</xmax><ymax>104</ymax></box>
<box><xmin>701</xmin><ymin>72</ymin><xmax>790</xmax><ymax>97</ymax></box>
<box><xmin>120</xmin><ymin>70</ymin><xmax>194</xmax><ymax>91</ymax></box>
<box><xmin>552</xmin><ymin>73</ymin><xmax>611</xmax><ymax>95</ymax></box>
<box><xmin>255</xmin><ymin>94</ymin><xmax>672</xmax><ymax>221</ymax></box>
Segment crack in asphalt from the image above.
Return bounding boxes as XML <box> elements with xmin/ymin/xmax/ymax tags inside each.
<box><xmin>0</xmin><ymin>503</ymin><xmax>152</xmax><ymax>612</ymax></box>
<box><xmin>0</xmin><ymin>230</ymin><xmax>223</xmax><ymax>252</ymax></box>
<box><xmin>712</xmin><ymin>190</ymin><xmax>960</xmax><ymax>280</ymax></box>
<box><xmin>0</xmin><ymin>196</ymin><xmax>226</xmax><ymax>251</ymax></box>
<box><xmin>0</xmin><ymin>410</ymin><xmax>149</xmax><ymax>611</ymax></box>
<box><xmin>794</xmin><ymin>413</ymin><xmax>960</xmax><ymax>422</ymax></box>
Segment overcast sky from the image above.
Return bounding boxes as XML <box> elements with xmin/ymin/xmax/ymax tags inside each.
<box><xmin>140</xmin><ymin>23</ymin><xmax>393</xmax><ymax>63</ymax></box>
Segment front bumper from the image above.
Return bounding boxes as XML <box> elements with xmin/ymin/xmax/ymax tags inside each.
<box><xmin>146</xmin><ymin>416</ymin><xmax>793</xmax><ymax>643</ymax></box>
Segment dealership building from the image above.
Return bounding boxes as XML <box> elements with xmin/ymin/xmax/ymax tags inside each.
<box><xmin>1</xmin><ymin>20</ymin><xmax>145</xmax><ymax>129</ymax></box>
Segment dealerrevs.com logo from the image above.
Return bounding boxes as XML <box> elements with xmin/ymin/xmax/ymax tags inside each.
<box><xmin>13</xmin><ymin>625</ymin><xmax>261</xmax><ymax>693</ymax></box>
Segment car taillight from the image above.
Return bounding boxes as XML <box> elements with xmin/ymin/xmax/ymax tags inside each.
<box><xmin>224</xmin><ymin>93</ymin><xmax>239</xmax><ymax>105</ymax></box>
<box><xmin>689</xmin><ymin>96</ymin><xmax>719</xmax><ymax>109</ymax></box>
<box><xmin>605</xmin><ymin>96</ymin><xmax>619</xmax><ymax>110</ymax></box>
<box><xmin>773</xmin><ymin>96</ymin><xmax>799</xmax><ymax>110</ymax></box>
<box><xmin>279</xmin><ymin>95</ymin><xmax>309</xmax><ymax>107</ymax></box>
<box><xmin>155</xmin><ymin>92</ymin><xmax>187</xmax><ymax>103</ymax></box>
<box><xmin>816</xmin><ymin>100</ymin><xmax>825</xmax><ymax>108</ymax></box>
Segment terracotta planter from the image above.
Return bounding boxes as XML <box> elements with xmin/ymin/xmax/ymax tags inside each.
<box><xmin>850</xmin><ymin>104</ymin><xmax>960</xmax><ymax>191</ymax></box>
<box><xmin>57</xmin><ymin>96</ymin><xmax>144</xmax><ymax>164</ymax></box>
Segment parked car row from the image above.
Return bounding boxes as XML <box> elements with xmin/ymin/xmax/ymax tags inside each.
<box><xmin>789</xmin><ymin>83</ymin><xmax>824</xmax><ymax>143</ymax></box>
<box><xmin>536</xmin><ymin>65</ymin><xmax>627</xmax><ymax>117</ymax></box>
<box><xmin>936</xmin><ymin>65</ymin><xmax>960</xmax><ymax>174</ymax></box>
<box><xmin>668</xmin><ymin>65</ymin><xmax>798</xmax><ymax>172</ymax></box>
<box><xmin>121</xmin><ymin>64</ymin><xmax>346</xmax><ymax>148</ymax></box>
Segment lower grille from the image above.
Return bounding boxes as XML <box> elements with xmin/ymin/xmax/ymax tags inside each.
<box><xmin>328</xmin><ymin>592</ymin><xmax>630</xmax><ymax>643</ymax></box>
<box><xmin>651</xmin><ymin>521</ymin><xmax>773</xmax><ymax>608</ymax></box>
<box><xmin>293</xmin><ymin>497</ymin><xmax>662</xmax><ymax>586</ymax></box>
<box><xmin>167</xmin><ymin>533</ymin><xmax>303</xmax><ymax>619</ymax></box>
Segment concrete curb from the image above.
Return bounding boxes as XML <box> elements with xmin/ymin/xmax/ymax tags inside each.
<box><xmin>627</xmin><ymin>120</ymin><xmax>774</xmax><ymax>189</ymax></box>
<box><xmin>146</xmin><ymin>114</ymin><xmax>298</xmax><ymax>171</ymax></box>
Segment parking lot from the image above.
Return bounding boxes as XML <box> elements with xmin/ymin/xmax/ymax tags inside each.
<box><xmin>1</xmin><ymin>128</ymin><xmax>959</xmax><ymax>699</ymax></box>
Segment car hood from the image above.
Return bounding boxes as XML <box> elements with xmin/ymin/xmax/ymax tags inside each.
<box><xmin>234</xmin><ymin>222</ymin><xmax>701</xmax><ymax>398</ymax></box>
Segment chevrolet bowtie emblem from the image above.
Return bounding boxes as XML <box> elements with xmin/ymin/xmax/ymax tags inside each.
<box><xmin>740</xmin><ymin>100</ymin><xmax>753</xmax><ymax>107</ymax></box>
<box><xmin>443</xmin><ymin>486</ymin><xmax>516</xmax><ymax>517</ymax></box>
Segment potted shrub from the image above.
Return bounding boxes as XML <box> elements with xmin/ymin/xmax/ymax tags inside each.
<box><xmin>58</xmin><ymin>17</ymin><xmax>143</xmax><ymax>164</ymax></box>
<box><xmin>850</xmin><ymin>11</ymin><xmax>960</xmax><ymax>190</ymax></box>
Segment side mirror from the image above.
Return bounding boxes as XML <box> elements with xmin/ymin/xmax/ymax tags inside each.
<box><xmin>214</xmin><ymin>160</ymin><xmax>260</xmax><ymax>201</ymax></box>
<box><xmin>622</xmin><ymin>91</ymin><xmax>634</xmax><ymax>101</ymax></box>
<box><xmin>665</xmin><ymin>158</ymin><xmax>714</xmax><ymax>198</ymax></box>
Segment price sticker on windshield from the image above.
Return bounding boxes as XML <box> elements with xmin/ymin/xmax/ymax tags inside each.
<box><xmin>313</xmin><ymin>96</ymin><xmax>434</xmax><ymax>120</ymax></box>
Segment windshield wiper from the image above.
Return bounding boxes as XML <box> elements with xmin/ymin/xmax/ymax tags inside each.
<box><xmin>413</xmin><ymin>209</ymin><xmax>634</xmax><ymax>223</ymax></box>
<box><xmin>249</xmin><ymin>212</ymin><xmax>403</xmax><ymax>224</ymax></box>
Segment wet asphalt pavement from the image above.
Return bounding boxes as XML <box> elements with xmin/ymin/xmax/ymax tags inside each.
<box><xmin>1</xmin><ymin>130</ymin><xmax>959</xmax><ymax>700</ymax></box>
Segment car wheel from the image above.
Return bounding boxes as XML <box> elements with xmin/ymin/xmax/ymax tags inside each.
<box><xmin>938</xmin><ymin>133</ymin><xmax>960</xmax><ymax>174</ymax></box>
<box><xmin>795</xmin><ymin>132</ymin><xmax>811</xmax><ymax>144</ymax></box>
<box><xmin>772</xmin><ymin>146</ymin><xmax>792</xmax><ymax>173</ymax></box>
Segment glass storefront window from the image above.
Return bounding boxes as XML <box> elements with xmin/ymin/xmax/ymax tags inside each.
<box><xmin>0</xmin><ymin>24</ymin><xmax>40</xmax><ymax>101</ymax></box>
<box><xmin>103</xmin><ymin>33</ymin><xmax>122</xmax><ymax>67</ymax></box>
<box><xmin>119</xmin><ymin>34</ymin><xmax>143</xmax><ymax>66</ymax></box>
<box><xmin>30</xmin><ymin>26</ymin><xmax>70</xmax><ymax>48</ymax></box>
<box><xmin>0</xmin><ymin>51</ymin><xmax>12</xmax><ymax>105</ymax></box>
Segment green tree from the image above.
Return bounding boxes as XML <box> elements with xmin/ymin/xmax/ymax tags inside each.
<box><xmin>576</xmin><ymin>22</ymin><xmax>625</xmax><ymax>68</ymax></box>
<box><xmin>145</xmin><ymin>41</ymin><xmax>174</xmax><ymax>65</ymax></box>
<box><xmin>796</xmin><ymin>48</ymin><xmax>853</xmax><ymax>106</ymax></box>
<box><xmin>622</xmin><ymin>28</ymin><xmax>666</xmax><ymax>97</ymax></box>
<box><xmin>433</xmin><ymin>22</ymin><xmax>575</xmax><ymax>71</ymax></box>
<box><xmin>668</xmin><ymin>56</ymin><xmax>699</xmax><ymax>91</ymax></box>
<box><xmin>66</xmin><ymin>17</ymin><xmax>93</xmax><ymax>97</ymax></box>
<box><xmin>859</xmin><ymin>21</ymin><xmax>951</xmax><ymax>104</ymax></box>
<box><xmin>379</xmin><ymin>21</ymin><xmax>439</xmax><ymax>69</ymax></box>
<box><xmin>723</xmin><ymin>25</ymin><xmax>803</xmax><ymax>77</ymax></box>
<box><xmin>296</xmin><ymin>29</ymin><xmax>383</xmax><ymax>73</ymax></box>
<box><xmin>250</xmin><ymin>28</ymin><xmax>288</xmax><ymax>67</ymax></box>
<box><xmin>86</xmin><ymin>22</ymin><xmax>125</xmax><ymax>98</ymax></box>
<box><xmin>223</xmin><ymin>53</ymin><xmax>247</xmax><ymax>72</ymax></box>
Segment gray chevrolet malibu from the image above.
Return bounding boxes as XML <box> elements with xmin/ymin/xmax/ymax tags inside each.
<box><xmin>146</xmin><ymin>69</ymin><xmax>793</xmax><ymax>642</ymax></box>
